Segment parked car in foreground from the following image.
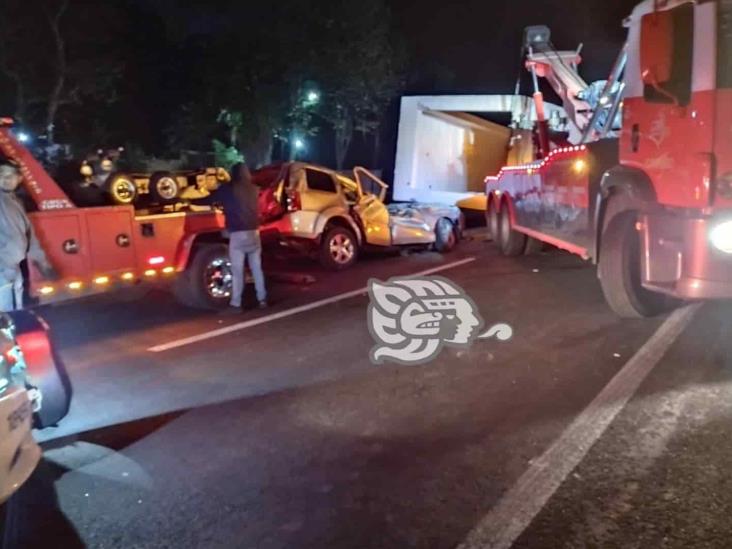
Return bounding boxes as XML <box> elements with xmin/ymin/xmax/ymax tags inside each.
<box><xmin>0</xmin><ymin>311</ymin><xmax>71</xmax><ymax>521</ymax></box>
<box><xmin>254</xmin><ymin>162</ymin><xmax>464</xmax><ymax>270</ymax></box>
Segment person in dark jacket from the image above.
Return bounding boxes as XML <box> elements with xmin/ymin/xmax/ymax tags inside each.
<box><xmin>203</xmin><ymin>162</ymin><xmax>267</xmax><ymax>310</ymax></box>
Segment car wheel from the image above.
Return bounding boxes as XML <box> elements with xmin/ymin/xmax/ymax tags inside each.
<box><xmin>105</xmin><ymin>173</ymin><xmax>138</xmax><ymax>206</ymax></box>
<box><xmin>598</xmin><ymin>210</ymin><xmax>677</xmax><ymax>318</ymax></box>
<box><xmin>149</xmin><ymin>172</ymin><xmax>181</xmax><ymax>205</ymax></box>
<box><xmin>173</xmin><ymin>244</ymin><xmax>232</xmax><ymax>309</ymax></box>
<box><xmin>319</xmin><ymin>226</ymin><xmax>358</xmax><ymax>270</ymax></box>
<box><xmin>434</xmin><ymin>218</ymin><xmax>457</xmax><ymax>253</ymax></box>
<box><xmin>498</xmin><ymin>202</ymin><xmax>527</xmax><ymax>256</ymax></box>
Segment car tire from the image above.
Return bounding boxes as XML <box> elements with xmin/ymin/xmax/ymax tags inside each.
<box><xmin>434</xmin><ymin>218</ymin><xmax>457</xmax><ymax>253</ymax></box>
<box><xmin>319</xmin><ymin>226</ymin><xmax>358</xmax><ymax>270</ymax></box>
<box><xmin>173</xmin><ymin>244</ymin><xmax>232</xmax><ymax>309</ymax></box>
<box><xmin>149</xmin><ymin>172</ymin><xmax>181</xmax><ymax>205</ymax></box>
<box><xmin>598</xmin><ymin>210</ymin><xmax>677</xmax><ymax>318</ymax></box>
<box><xmin>105</xmin><ymin>173</ymin><xmax>138</xmax><ymax>206</ymax></box>
<box><xmin>498</xmin><ymin>203</ymin><xmax>527</xmax><ymax>256</ymax></box>
<box><xmin>7</xmin><ymin>310</ymin><xmax>72</xmax><ymax>430</ymax></box>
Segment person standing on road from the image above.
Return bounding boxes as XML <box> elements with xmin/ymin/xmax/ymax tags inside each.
<box><xmin>203</xmin><ymin>162</ymin><xmax>267</xmax><ymax>310</ymax></box>
<box><xmin>0</xmin><ymin>158</ymin><xmax>57</xmax><ymax>311</ymax></box>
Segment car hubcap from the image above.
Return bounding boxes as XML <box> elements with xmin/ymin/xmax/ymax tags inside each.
<box><xmin>113</xmin><ymin>179</ymin><xmax>136</xmax><ymax>202</ymax></box>
<box><xmin>330</xmin><ymin>234</ymin><xmax>354</xmax><ymax>264</ymax></box>
<box><xmin>157</xmin><ymin>177</ymin><xmax>178</xmax><ymax>200</ymax></box>
<box><xmin>204</xmin><ymin>257</ymin><xmax>232</xmax><ymax>299</ymax></box>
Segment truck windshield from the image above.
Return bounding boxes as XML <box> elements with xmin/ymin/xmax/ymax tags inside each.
<box><xmin>719</xmin><ymin>0</ymin><xmax>732</xmax><ymax>87</ymax></box>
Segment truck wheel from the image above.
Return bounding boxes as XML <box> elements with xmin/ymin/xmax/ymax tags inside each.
<box><xmin>319</xmin><ymin>226</ymin><xmax>358</xmax><ymax>270</ymax></box>
<box><xmin>487</xmin><ymin>201</ymin><xmax>500</xmax><ymax>242</ymax></box>
<box><xmin>598</xmin><ymin>210</ymin><xmax>675</xmax><ymax>318</ymax></box>
<box><xmin>434</xmin><ymin>218</ymin><xmax>457</xmax><ymax>253</ymax></box>
<box><xmin>8</xmin><ymin>310</ymin><xmax>72</xmax><ymax>429</ymax></box>
<box><xmin>105</xmin><ymin>173</ymin><xmax>138</xmax><ymax>205</ymax></box>
<box><xmin>173</xmin><ymin>244</ymin><xmax>232</xmax><ymax>309</ymax></box>
<box><xmin>498</xmin><ymin>204</ymin><xmax>527</xmax><ymax>256</ymax></box>
<box><xmin>149</xmin><ymin>172</ymin><xmax>181</xmax><ymax>205</ymax></box>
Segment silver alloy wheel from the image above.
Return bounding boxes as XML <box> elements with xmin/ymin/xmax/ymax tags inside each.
<box><xmin>329</xmin><ymin>233</ymin><xmax>355</xmax><ymax>265</ymax></box>
<box><xmin>204</xmin><ymin>257</ymin><xmax>232</xmax><ymax>299</ymax></box>
<box><xmin>156</xmin><ymin>176</ymin><xmax>179</xmax><ymax>200</ymax></box>
<box><xmin>112</xmin><ymin>178</ymin><xmax>136</xmax><ymax>203</ymax></box>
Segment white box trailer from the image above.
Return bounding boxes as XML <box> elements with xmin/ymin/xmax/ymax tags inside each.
<box><xmin>392</xmin><ymin>95</ymin><xmax>566</xmax><ymax>212</ymax></box>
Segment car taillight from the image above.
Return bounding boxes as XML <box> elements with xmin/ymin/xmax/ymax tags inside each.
<box><xmin>286</xmin><ymin>189</ymin><xmax>301</xmax><ymax>212</ymax></box>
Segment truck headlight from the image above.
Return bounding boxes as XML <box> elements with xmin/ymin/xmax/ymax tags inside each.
<box><xmin>710</xmin><ymin>220</ymin><xmax>732</xmax><ymax>254</ymax></box>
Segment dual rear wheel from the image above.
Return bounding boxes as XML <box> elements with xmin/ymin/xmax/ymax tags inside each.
<box><xmin>488</xmin><ymin>200</ymin><xmax>540</xmax><ymax>256</ymax></box>
<box><xmin>487</xmin><ymin>197</ymin><xmax>676</xmax><ymax>318</ymax></box>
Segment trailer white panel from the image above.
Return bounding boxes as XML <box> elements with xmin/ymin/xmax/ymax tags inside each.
<box><xmin>393</xmin><ymin>95</ymin><xmax>566</xmax><ymax>206</ymax></box>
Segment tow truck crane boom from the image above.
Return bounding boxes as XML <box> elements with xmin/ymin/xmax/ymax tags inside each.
<box><xmin>522</xmin><ymin>25</ymin><xmax>626</xmax><ymax>146</ymax></box>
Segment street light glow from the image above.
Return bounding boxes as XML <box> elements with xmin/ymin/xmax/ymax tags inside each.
<box><xmin>17</xmin><ymin>132</ymin><xmax>29</xmax><ymax>143</ymax></box>
<box><xmin>294</xmin><ymin>138</ymin><xmax>305</xmax><ymax>150</ymax></box>
<box><xmin>306</xmin><ymin>91</ymin><xmax>319</xmax><ymax>103</ymax></box>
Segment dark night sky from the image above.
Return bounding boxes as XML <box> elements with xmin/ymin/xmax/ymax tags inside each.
<box><xmin>133</xmin><ymin>0</ymin><xmax>640</xmax><ymax>168</ymax></box>
<box><xmin>0</xmin><ymin>0</ymin><xmax>641</xmax><ymax>167</ymax></box>
<box><xmin>144</xmin><ymin>0</ymin><xmax>639</xmax><ymax>95</ymax></box>
<box><xmin>391</xmin><ymin>0</ymin><xmax>638</xmax><ymax>94</ymax></box>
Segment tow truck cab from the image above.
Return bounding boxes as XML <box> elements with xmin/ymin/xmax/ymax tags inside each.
<box><xmin>487</xmin><ymin>0</ymin><xmax>732</xmax><ymax>316</ymax></box>
<box><xmin>0</xmin><ymin>121</ymin><xmax>230</xmax><ymax>309</ymax></box>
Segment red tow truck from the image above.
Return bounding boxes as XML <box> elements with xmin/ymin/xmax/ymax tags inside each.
<box><xmin>0</xmin><ymin>120</ymin><xmax>233</xmax><ymax>310</ymax></box>
<box><xmin>486</xmin><ymin>0</ymin><xmax>732</xmax><ymax>317</ymax></box>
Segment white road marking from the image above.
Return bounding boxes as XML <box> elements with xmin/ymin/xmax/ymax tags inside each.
<box><xmin>148</xmin><ymin>257</ymin><xmax>477</xmax><ymax>353</ymax></box>
<box><xmin>458</xmin><ymin>303</ymin><xmax>701</xmax><ymax>549</ymax></box>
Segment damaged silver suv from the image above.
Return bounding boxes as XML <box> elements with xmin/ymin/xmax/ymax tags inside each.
<box><xmin>256</xmin><ymin>163</ymin><xmax>464</xmax><ymax>270</ymax></box>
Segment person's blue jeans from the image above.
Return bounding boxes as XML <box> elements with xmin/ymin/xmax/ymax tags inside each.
<box><xmin>228</xmin><ymin>230</ymin><xmax>267</xmax><ymax>307</ymax></box>
<box><xmin>0</xmin><ymin>267</ymin><xmax>23</xmax><ymax>312</ymax></box>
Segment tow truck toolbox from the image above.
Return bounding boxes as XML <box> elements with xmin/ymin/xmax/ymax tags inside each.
<box><xmin>0</xmin><ymin>119</ymin><xmax>235</xmax><ymax>310</ymax></box>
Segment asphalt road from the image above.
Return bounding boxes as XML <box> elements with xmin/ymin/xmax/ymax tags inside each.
<box><xmin>7</xmin><ymin>232</ymin><xmax>732</xmax><ymax>549</ymax></box>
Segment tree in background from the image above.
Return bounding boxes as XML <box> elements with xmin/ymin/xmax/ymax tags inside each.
<box><xmin>162</xmin><ymin>0</ymin><xmax>404</xmax><ymax>170</ymax></box>
<box><xmin>306</xmin><ymin>0</ymin><xmax>405</xmax><ymax>169</ymax></box>
<box><xmin>0</xmin><ymin>0</ymin><xmax>123</xmax><ymax>149</ymax></box>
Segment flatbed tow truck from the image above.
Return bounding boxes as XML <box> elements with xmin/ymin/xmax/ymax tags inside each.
<box><xmin>486</xmin><ymin>0</ymin><xmax>732</xmax><ymax>317</ymax></box>
<box><xmin>0</xmin><ymin>119</ymin><xmax>234</xmax><ymax>310</ymax></box>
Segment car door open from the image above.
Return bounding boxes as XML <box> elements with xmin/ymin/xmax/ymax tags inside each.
<box><xmin>352</xmin><ymin>167</ymin><xmax>391</xmax><ymax>247</ymax></box>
